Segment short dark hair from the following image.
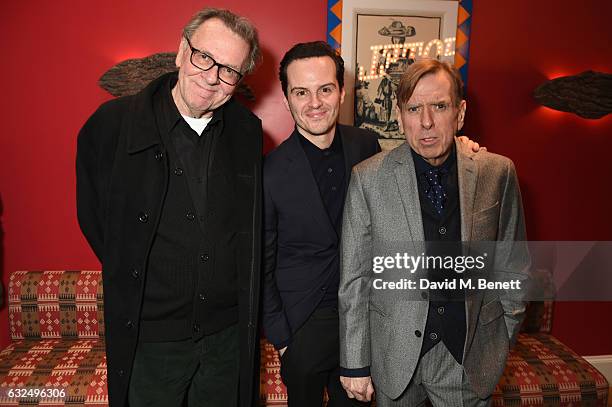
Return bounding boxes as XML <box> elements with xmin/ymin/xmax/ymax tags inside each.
<box><xmin>279</xmin><ymin>41</ymin><xmax>344</xmax><ymax>96</ymax></box>
<box><xmin>397</xmin><ymin>59</ymin><xmax>464</xmax><ymax>108</ymax></box>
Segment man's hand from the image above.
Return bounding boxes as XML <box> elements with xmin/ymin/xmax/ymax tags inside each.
<box><xmin>340</xmin><ymin>376</ymin><xmax>374</xmax><ymax>402</ymax></box>
<box><xmin>458</xmin><ymin>135</ymin><xmax>487</xmax><ymax>152</ymax></box>
<box><xmin>278</xmin><ymin>346</ymin><xmax>287</xmax><ymax>357</ymax></box>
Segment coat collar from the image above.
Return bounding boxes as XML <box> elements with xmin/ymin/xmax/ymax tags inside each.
<box><xmin>124</xmin><ymin>72</ymin><xmax>241</xmax><ymax>154</ymax></box>
<box><xmin>125</xmin><ymin>72</ymin><xmax>175</xmax><ymax>154</ymax></box>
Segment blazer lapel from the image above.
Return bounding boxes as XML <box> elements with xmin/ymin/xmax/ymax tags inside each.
<box><xmin>390</xmin><ymin>143</ymin><xmax>424</xmax><ymax>245</ymax></box>
<box><xmin>456</xmin><ymin>139</ymin><xmax>484</xmax><ymax>358</ymax></box>
<box><xmin>284</xmin><ymin>132</ymin><xmax>337</xmax><ymax>239</ymax></box>
<box><xmin>341</xmin><ymin>126</ymin><xmax>358</xmax><ymax>196</ymax></box>
<box><xmin>457</xmin><ymin>139</ymin><xmax>478</xmax><ymax>245</ymax></box>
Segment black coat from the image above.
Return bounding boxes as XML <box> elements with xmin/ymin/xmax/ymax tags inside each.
<box><xmin>262</xmin><ymin>125</ymin><xmax>380</xmax><ymax>348</ymax></box>
<box><xmin>76</xmin><ymin>73</ymin><xmax>262</xmax><ymax>407</ymax></box>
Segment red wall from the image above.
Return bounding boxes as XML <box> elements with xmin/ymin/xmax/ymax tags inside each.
<box><xmin>1</xmin><ymin>1</ymin><xmax>611</xmax><ymax>355</ymax></box>
<box><xmin>465</xmin><ymin>1</ymin><xmax>612</xmax><ymax>355</ymax></box>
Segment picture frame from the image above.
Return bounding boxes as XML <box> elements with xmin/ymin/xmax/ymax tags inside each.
<box><xmin>327</xmin><ymin>0</ymin><xmax>473</xmax><ymax>149</ymax></box>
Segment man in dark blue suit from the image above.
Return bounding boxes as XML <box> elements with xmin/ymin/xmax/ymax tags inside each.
<box><xmin>262</xmin><ymin>41</ymin><xmax>380</xmax><ymax>406</ymax></box>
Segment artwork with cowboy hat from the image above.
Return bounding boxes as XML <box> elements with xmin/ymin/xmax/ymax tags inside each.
<box><xmin>354</xmin><ymin>15</ymin><xmax>445</xmax><ymax>149</ymax></box>
<box><xmin>378</xmin><ymin>21</ymin><xmax>416</xmax><ymax>43</ymax></box>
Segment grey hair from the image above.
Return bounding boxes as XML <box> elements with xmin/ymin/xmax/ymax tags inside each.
<box><xmin>182</xmin><ymin>7</ymin><xmax>261</xmax><ymax>74</ymax></box>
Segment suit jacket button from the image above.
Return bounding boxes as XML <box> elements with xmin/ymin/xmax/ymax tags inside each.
<box><xmin>126</xmin><ymin>320</ymin><xmax>133</xmax><ymax>329</ymax></box>
<box><xmin>200</xmin><ymin>254</ymin><xmax>209</xmax><ymax>262</ymax></box>
<box><xmin>438</xmin><ymin>226</ymin><xmax>447</xmax><ymax>235</ymax></box>
<box><xmin>437</xmin><ymin>306</ymin><xmax>445</xmax><ymax>315</ymax></box>
<box><xmin>429</xmin><ymin>332</ymin><xmax>438</xmax><ymax>340</ymax></box>
<box><xmin>174</xmin><ymin>167</ymin><xmax>184</xmax><ymax>176</ymax></box>
<box><xmin>321</xmin><ymin>286</ymin><xmax>327</xmax><ymax>292</ymax></box>
<box><xmin>131</xmin><ymin>269</ymin><xmax>139</xmax><ymax>279</ymax></box>
<box><xmin>118</xmin><ymin>369</ymin><xmax>124</xmax><ymax>377</ymax></box>
<box><xmin>421</xmin><ymin>291</ymin><xmax>428</xmax><ymax>300</ymax></box>
<box><xmin>186</xmin><ymin>212</ymin><xmax>196</xmax><ymax>221</ymax></box>
<box><xmin>414</xmin><ymin>330</ymin><xmax>422</xmax><ymax>337</ymax></box>
<box><xmin>138</xmin><ymin>212</ymin><xmax>149</xmax><ymax>223</ymax></box>
<box><xmin>154</xmin><ymin>150</ymin><xmax>164</xmax><ymax>161</ymax></box>
<box><xmin>193</xmin><ymin>324</ymin><xmax>201</xmax><ymax>333</ymax></box>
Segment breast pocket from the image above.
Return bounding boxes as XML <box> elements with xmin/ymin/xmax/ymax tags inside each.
<box><xmin>479</xmin><ymin>300</ymin><xmax>504</xmax><ymax>325</ymax></box>
<box><xmin>472</xmin><ymin>201</ymin><xmax>499</xmax><ymax>240</ymax></box>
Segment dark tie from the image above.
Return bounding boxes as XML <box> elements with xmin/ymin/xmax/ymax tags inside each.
<box><xmin>424</xmin><ymin>168</ymin><xmax>447</xmax><ymax>216</ymax></box>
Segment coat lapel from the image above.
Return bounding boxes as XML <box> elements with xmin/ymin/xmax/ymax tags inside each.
<box><xmin>284</xmin><ymin>132</ymin><xmax>337</xmax><ymax>239</ymax></box>
<box><xmin>341</xmin><ymin>126</ymin><xmax>358</xmax><ymax>196</ymax></box>
<box><xmin>456</xmin><ymin>139</ymin><xmax>485</xmax><ymax>358</ymax></box>
<box><xmin>457</xmin><ymin>139</ymin><xmax>478</xmax><ymax>245</ymax></box>
<box><xmin>390</xmin><ymin>143</ymin><xmax>424</xmax><ymax>245</ymax></box>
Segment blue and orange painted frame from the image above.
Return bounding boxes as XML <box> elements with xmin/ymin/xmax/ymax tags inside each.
<box><xmin>327</xmin><ymin>0</ymin><xmax>473</xmax><ymax>87</ymax></box>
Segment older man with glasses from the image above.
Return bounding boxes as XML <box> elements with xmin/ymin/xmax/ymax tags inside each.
<box><xmin>76</xmin><ymin>7</ymin><xmax>262</xmax><ymax>407</ymax></box>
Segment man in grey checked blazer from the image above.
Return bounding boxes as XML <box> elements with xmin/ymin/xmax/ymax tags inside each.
<box><xmin>338</xmin><ymin>59</ymin><xmax>530</xmax><ymax>406</ymax></box>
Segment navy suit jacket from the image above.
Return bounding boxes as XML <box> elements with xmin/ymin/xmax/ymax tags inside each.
<box><xmin>262</xmin><ymin>124</ymin><xmax>380</xmax><ymax>348</ymax></box>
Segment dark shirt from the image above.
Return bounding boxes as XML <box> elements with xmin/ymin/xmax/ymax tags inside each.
<box><xmin>299</xmin><ymin>128</ymin><xmax>346</xmax><ymax>308</ymax></box>
<box><xmin>299</xmin><ymin>128</ymin><xmax>346</xmax><ymax>233</ymax></box>
<box><xmin>139</xmin><ymin>76</ymin><xmax>237</xmax><ymax>342</ymax></box>
<box><xmin>158</xmin><ymin>76</ymin><xmax>224</xmax><ymax>219</ymax></box>
<box><xmin>412</xmin><ymin>146</ymin><xmax>466</xmax><ymax>364</ymax></box>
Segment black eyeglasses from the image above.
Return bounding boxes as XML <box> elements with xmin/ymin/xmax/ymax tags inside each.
<box><xmin>184</xmin><ymin>36</ymin><xmax>243</xmax><ymax>86</ymax></box>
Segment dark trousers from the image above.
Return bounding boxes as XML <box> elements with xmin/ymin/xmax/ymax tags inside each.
<box><xmin>128</xmin><ymin>323</ymin><xmax>239</xmax><ymax>407</ymax></box>
<box><xmin>280</xmin><ymin>307</ymin><xmax>369</xmax><ymax>407</ymax></box>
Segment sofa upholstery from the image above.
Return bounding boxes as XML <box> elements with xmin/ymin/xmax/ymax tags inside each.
<box><xmin>260</xmin><ymin>301</ymin><xmax>609</xmax><ymax>406</ymax></box>
<box><xmin>492</xmin><ymin>301</ymin><xmax>609</xmax><ymax>406</ymax></box>
<box><xmin>0</xmin><ymin>270</ymin><xmax>107</xmax><ymax>406</ymax></box>
<box><xmin>0</xmin><ymin>270</ymin><xmax>607</xmax><ymax>406</ymax></box>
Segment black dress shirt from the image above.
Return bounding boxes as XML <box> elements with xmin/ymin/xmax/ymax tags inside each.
<box><xmin>299</xmin><ymin>129</ymin><xmax>346</xmax><ymax>308</ymax></box>
<box><xmin>299</xmin><ymin>129</ymin><xmax>346</xmax><ymax>233</ymax></box>
<box><xmin>158</xmin><ymin>76</ymin><xmax>224</xmax><ymax>219</ymax></box>
<box><xmin>139</xmin><ymin>76</ymin><xmax>238</xmax><ymax>342</ymax></box>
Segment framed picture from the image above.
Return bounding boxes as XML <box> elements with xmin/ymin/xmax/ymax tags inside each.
<box><xmin>327</xmin><ymin>0</ymin><xmax>473</xmax><ymax>149</ymax></box>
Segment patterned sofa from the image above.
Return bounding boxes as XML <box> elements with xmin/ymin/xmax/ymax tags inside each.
<box><xmin>0</xmin><ymin>270</ymin><xmax>107</xmax><ymax>406</ymax></box>
<box><xmin>0</xmin><ymin>271</ymin><xmax>607</xmax><ymax>406</ymax></box>
<box><xmin>260</xmin><ymin>300</ymin><xmax>610</xmax><ymax>406</ymax></box>
<box><xmin>491</xmin><ymin>302</ymin><xmax>608</xmax><ymax>406</ymax></box>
